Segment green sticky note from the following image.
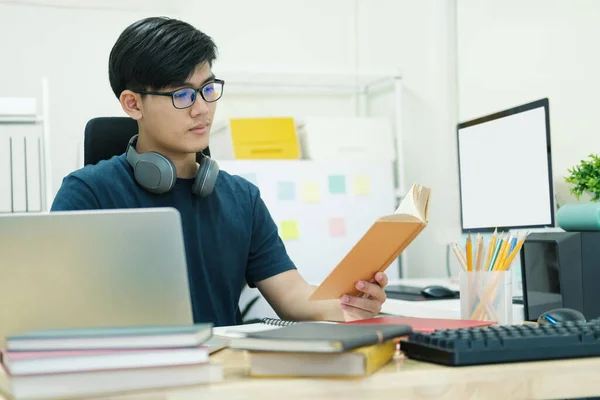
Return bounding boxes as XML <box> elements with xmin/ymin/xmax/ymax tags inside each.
<box><xmin>280</xmin><ymin>220</ymin><xmax>299</xmax><ymax>240</ymax></box>
<box><xmin>328</xmin><ymin>175</ymin><xmax>346</xmax><ymax>194</ymax></box>
<box><xmin>301</xmin><ymin>182</ymin><xmax>320</xmax><ymax>203</ymax></box>
<box><xmin>353</xmin><ymin>175</ymin><xmax>371</xmax><ymax>195</ymax></box>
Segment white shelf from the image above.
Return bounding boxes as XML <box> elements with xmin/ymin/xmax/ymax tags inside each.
<box><xmin>0</xmin><ymin>116</ymin><xmax>43</xmax><ymax>124</ymax></box>
<box><xmin>215</xmin><ymin>68</ymin><xmax>402</xmax><ymax>95</ymax></box>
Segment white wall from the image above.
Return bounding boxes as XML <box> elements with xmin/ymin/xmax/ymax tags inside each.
<box><xmin>357</xmin><ymin>0</ymin><xmax>461</xmax><ymax>278</ymax></box>
<box><xmin>457</xmin><ymin>0</ymin><xmax>600</xmax><ymax>208</ymax></box>
<box><xmin>0</xmin><ymin>1</ymin><xmax>186</xmax><ymax>201</ymax></box>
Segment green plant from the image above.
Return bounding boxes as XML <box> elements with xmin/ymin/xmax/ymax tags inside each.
<box><xmin>565</xmin><ymin>154</ymin><xmax>600</xmax><ymax>201</ymax></box>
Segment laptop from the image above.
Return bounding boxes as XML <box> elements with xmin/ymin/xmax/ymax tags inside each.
<box><xmin>0</xmin><ymin>208</ymin><xmax>194</xmax><ymax>344</ymax></box>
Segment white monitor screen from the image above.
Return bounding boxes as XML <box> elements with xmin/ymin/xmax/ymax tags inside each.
<box><xmin>457</xmin><ymin>99</ymin><xmax>555</xmax><ymax>232</ymax></box>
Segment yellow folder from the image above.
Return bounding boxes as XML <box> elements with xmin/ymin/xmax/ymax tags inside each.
<box><xmin>229</xmin><ymin>117</ymin><xmax>300</xmax><ymax>159</ymax></box>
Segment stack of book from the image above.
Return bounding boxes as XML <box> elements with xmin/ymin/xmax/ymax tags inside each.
<box><xmin>0</xmin><ymin>324</ymin><xmax>223</xmax><ymax>399</ymax></box>
<box><xmin>229</xmin><ymin>322</ymin><xmax>412</xmax><ymax>378</ymax></box>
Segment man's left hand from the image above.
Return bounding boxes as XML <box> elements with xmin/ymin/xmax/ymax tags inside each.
<box><xmin>339</xmin><ymin>272</ymin><xmax>388</xmax><ymax>321</ymax></box>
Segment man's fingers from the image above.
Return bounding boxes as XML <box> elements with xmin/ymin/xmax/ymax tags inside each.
<box><xmin>375</xmin><ymin>272</ymin><xmax>388</xmax><ymax>288</ymax></box>
<box><xmin>355</xmin><ymin>281</ymin><xmax>387</xmax><ymax>303</ymax></box>
<box><xmin>340</xmin><ymin>294</ymin><xmax>381</xmax><ymax>314</ymax></box>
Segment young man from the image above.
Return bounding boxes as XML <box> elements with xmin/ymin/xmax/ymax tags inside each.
<box><xmin>51</xmin><ymin>17</ymin><xmax>389</xmax><ymax>327</ymax></box>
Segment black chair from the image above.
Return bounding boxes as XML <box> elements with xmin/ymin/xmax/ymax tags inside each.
<box><xmin>83</xmin><ymin>116</ymin><xmax>210</xmax><ymax>166</ymax></box>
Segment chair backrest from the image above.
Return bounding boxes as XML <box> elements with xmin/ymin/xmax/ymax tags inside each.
<box><xmin>83</xmin><ymin>117</ymin><xmax>210</xmax><ymax>166</ymax></box>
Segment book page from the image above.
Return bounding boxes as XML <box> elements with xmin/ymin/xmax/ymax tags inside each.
<box><xmin>394</xmin><ymin>183</ymin><xmax>431</xmax><ymax>222</ymax></box>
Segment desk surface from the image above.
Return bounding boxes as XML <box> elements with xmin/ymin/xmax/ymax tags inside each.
<box><xmin>32</xmin><ymin>347</ymin><xmax>599</xmax><ymax>400</ymax></box>
<box><xmin>383</xmin><ymin>278</ymin><xmax>525</xmax><ymax>323</ymax></box>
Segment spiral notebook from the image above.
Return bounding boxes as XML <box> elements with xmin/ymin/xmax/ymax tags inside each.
<box><xmin>212</xmin><ymin>318</ymin><xmax>331</xmax><ymax>339</ymax></box>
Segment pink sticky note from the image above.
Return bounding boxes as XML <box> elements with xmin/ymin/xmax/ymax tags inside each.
<box><xmin>329</xmin><ymin>217</ymin><xmax>346</xmax><ymax>237</ymax></box>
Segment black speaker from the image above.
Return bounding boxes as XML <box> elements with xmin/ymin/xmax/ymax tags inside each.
<box><xmin>520</xmin><ymin>232</ymin><xmax>600</xmax><ymax>321</ymax></box>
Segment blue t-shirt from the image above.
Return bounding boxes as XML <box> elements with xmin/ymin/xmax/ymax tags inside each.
<box><xmin>50</xmin><ymin>154</ymin><xmax>296</xmax><ymax>327</ymax></box>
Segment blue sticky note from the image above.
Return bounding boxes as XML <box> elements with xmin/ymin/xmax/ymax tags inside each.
<box><xmin>328</xmin><ymin>175</ymin><xmax>346</xmax><ymax>194</ymax></box>
<box><xmin>277</xmin><ymin>181</ymin><xmax>296</xmax><ymax>201</ymax></box>
<box><xmin>240</xmin><ymin>173</ymin><xmax>257</xmax><ymax>186</ymax></box>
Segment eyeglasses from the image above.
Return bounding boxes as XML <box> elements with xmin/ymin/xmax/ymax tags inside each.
<box><xmin>134</xmin><ymin>79</ymin><xmax>225</xmax><ymax>109</ymax></box>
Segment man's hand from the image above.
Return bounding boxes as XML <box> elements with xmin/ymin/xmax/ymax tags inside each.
<box><xmin>339</xmin><ymin>272</ymin><xmax>388</xmax><ymax>321</ymax></box>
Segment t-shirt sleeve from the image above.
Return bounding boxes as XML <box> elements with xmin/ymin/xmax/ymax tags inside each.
<box><xmin>50</xmin><ymin>175</ymin><xmax>101</xmax><ymax>211</ymax></box>
<box><xmin>245</xmin><ymin>185</ymin><xmax>297</xmax><ymax>287</ymax></box>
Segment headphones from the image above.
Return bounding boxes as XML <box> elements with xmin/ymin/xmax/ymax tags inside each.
<box><xmin>125</xmin><ymin>134</ymin><xmax>219</xmax><ymax>198</ymax></box>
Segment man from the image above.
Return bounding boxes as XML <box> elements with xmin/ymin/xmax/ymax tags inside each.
<box><xmin>51</xmin><ymin>17</ymin><xmax>389</xmax><ymax>327</ymax></box>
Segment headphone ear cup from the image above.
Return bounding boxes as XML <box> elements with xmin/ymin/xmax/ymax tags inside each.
<box><xmin>133</xmin><ymin>152</ymin><xmax>177</xmax><ymax>194</ymax></box>
<box><xmin>192</xmin><ymin>156</ymin><xmax>219</xmax><ymax>198</ymax></box>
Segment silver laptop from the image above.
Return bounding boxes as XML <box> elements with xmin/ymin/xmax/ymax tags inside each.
<box><xmin>0</xmin><ymin>207</ymin><xmax>194</xmax><ymax>343</ymax></box>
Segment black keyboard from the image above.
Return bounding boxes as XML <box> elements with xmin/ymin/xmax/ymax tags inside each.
<box><xmin>401</xmin><ymin>320</ymin><xmax>600</xmax><ymax>366</ymax></box>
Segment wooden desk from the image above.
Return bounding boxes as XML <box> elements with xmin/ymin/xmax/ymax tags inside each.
<box><xmin>37</xmin><ymin>348</ymin><xmax>599</xmax><ymax>400</ymax></box>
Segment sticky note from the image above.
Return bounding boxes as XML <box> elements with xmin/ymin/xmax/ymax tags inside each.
<box><xmin>301</xmin><ymin>182</ymin><xmax>320</xmax><ymax>203</ymax></box>
<box><xmin>353</xmin><ymin>175</ymin><xmax>371</xmax><ymax>195</ymax></box>
<box><xmin>329</xmin><ymin>217</ymin><xmax>346</xmax><ymax>237</ymax></box>
<box><xmin>328</xmin><ymin>175</ymin><xmax>346</xmax><ymax>194</ymax></box>
<box><xmin>240</xmin><ymin>173</ymin><xmax>257</xmax><ymax>186</ymax></box>
<box><xmin>280</xmin><ymin>220</ymin><xmax>299</xmax><ymax>240</ymax></box>
<box><xmin>277</xmin><ymin>181</ymin><xmax>296</xmax><ymax>201</ymax></box>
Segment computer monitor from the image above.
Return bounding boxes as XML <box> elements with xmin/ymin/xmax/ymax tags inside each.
<box><xmin>0</xmin><ymin>208</ymin><xmax>194</xmax><ymax>343</ymax></box>
<box><xmin>457</xmin><ymin>98</ymin><xmax>555</xmax><ymax>232</ymax></box>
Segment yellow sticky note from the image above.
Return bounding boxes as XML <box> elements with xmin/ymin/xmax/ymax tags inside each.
<box><xmin>280</xmin><ymin>220</ymin><xmax>300</xmax><ymax>240</ymax></box>
<box><xmin>353</xmin><ymin>175</ymin><xmax>371</xmax><ymax>195</ymax></box>
<box><xmin>301</xmin><ymin>182</ymin><xmax>320</xmax><ymax>203</ymax></box>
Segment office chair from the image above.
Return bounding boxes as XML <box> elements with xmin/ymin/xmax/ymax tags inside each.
<box><xmin>83</xmin><ymin>116</ymin><xmax>211</xmax><ymax>166</ymax></box>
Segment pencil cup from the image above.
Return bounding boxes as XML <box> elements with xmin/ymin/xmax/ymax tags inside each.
<box><xmin>459</xmin><ymin>270</ymin><xmax>512</xmax><ymax>325</ymax></box>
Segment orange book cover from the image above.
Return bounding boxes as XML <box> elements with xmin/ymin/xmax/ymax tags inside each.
<box><xmin>310</xmin><ymin>183</ymin><xmax>431</xmax><ymax>301</ymax></box>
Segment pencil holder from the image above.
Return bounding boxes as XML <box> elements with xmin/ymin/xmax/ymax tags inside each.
<box><xmin>459</xmin><ymin>270</ymin><xmax>512</xmax><ymax>325</ymax></box>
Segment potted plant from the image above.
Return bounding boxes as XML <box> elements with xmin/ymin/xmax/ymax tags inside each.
<box><xmin>565</xmin><ymin>154</ymin><xmax>600</xmax><ymax>202</ymax></box>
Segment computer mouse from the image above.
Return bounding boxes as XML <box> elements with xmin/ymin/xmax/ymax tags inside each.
<box><xmin>420</xmin><ymin>285</ymin><xmax>457</xmax><ymax>299</ymax></box>
<box><xmin>537</xmin><ymin>308</ymin><xmax>587</xmax><ymax>325</ymax></box>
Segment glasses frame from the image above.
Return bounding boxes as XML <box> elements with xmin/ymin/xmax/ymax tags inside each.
<box><xmin>134</xmin><ymin>79</ymin><xmax>225</xmax><ymax>109</ymax></box>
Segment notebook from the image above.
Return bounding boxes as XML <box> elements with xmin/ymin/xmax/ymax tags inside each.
<box><xmin>6</xmin><ymin>324</ymin><xmax>213</xmax><ymax>351</ymax></box>
<box><xmin>247</xmin><ymin>340</ymin><xmax>397</xmax><ymax>378</ymax></box>
<box><xmin>229</xmin><ymin>322</ymin><xmax>412</xmax><ymax>353</ymax></box>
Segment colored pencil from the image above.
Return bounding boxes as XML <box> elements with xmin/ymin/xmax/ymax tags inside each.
<box><xmin>466</xmin><ymin>233</ymin><xmax>473</xmax><ymax>271</ymax></box>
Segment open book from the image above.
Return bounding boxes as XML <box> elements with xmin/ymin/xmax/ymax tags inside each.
<box><xmin>310</xmin><ymin>183</ymin><xmax>431</xmax><ymax>301</ymax></box>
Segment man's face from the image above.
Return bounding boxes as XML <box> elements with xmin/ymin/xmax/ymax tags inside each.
<box><xmin>137</xmin><ymin>63</ymin><xmax>217</xmax><ymax>156</ymax></box>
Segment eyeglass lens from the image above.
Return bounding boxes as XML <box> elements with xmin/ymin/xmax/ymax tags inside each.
<box><xmin>172</xmin><ymin>81</ymin><xmax>223</xmax><ymax>109</ymax></box>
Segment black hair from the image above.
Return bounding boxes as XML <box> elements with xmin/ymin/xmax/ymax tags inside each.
<box><xmin>108</xmin><ymin>17</ymin><xmax>218</xmax><ymax>98</ymax></box>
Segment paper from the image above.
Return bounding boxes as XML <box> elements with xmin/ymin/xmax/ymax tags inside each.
<box><xmin>329</xmin><ymin>217</ymin><xmax>346</xmax><ymax>237</ymax></box>
<box><xmin>301</xmin><ymin>182</ymin><xmax>320</xmax><ymax>203</ymax></box>
<box><xmin>280</xmin><ymin>220</ymin><xmax>300</xmax><ymax>240</ymax></box>
<box><xmin>328</xmin><ymin>175</ymin><xmax>346</xmax><ymax>194</ymax></box>
<box><xmin>240</xmin><ymin>173</ymin><xmax>258</xmax><ymax>186</ymax></box>
<box><xmin>277</xmin><ymin>181</ymin><xmax>296</xmax><ymax>201</ymax></box>
<box><xmin>353</xmin><ymin>175</ymin><xmax>371</xmax><ymax>195</ymax></box>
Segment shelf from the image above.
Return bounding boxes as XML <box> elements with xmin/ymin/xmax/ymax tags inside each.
<box><xmin>0</xmin><ymin>116</ymin><xmax>43</xmax><ymax>124</ymax></box>
<box><xmin>215</xmin><ymin>68</ymin><xmax>402</xmax><ymax>95</ymax></box>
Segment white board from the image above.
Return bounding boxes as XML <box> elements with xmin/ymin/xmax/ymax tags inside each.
<box><xmin>217</xmin><ymin>159</ymin><xmax>398</xmax><ymax>284</ymax></box>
